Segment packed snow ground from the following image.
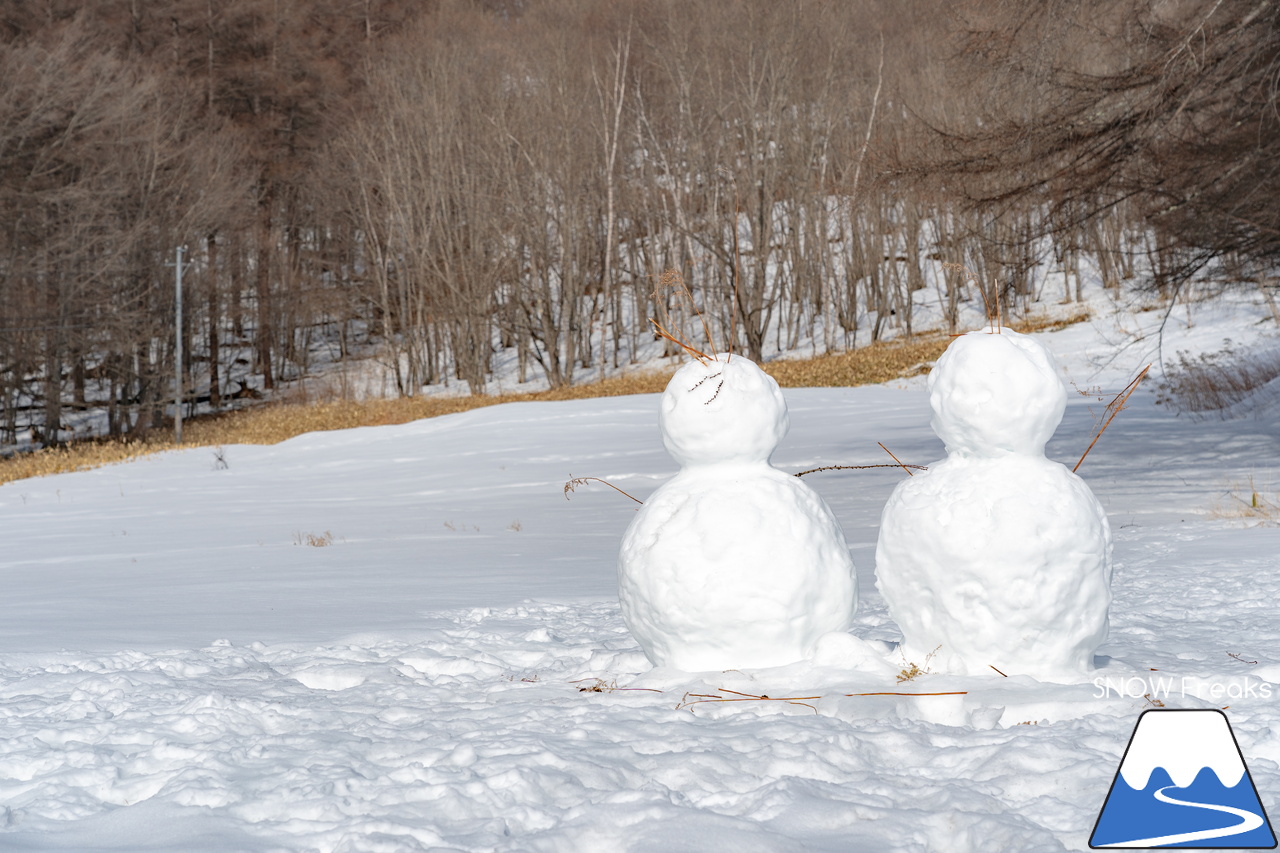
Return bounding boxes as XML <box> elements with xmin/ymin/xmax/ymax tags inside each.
<box><xmin>1</xmin><ymin>285</ymin><xmax>1279</xmax><ymax>852</ymax></box>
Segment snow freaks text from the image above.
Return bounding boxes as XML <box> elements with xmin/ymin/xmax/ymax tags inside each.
<box><xmin>1093</xmin><ymin>676</ymin><xmax>1275</xmax><ymax>702</ymax></box>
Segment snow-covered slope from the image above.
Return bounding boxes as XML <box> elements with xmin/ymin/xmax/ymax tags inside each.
<box><xmin>0</xmin><ymin>289</ymin><xmax>1278</xmax><ymax>852</ymax></box>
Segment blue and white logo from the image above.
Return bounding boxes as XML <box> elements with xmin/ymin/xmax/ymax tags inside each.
<box><xmin>1090</xmin><ymin>709</ymin><xmax>1276</xmax><ymax>848</ymax></box>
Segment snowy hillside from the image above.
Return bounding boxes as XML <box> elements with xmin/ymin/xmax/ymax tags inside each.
<box><xmin>1</xmin><ymin>288</ymin><xmax>1278</xmax><ymax>852</ymax></box>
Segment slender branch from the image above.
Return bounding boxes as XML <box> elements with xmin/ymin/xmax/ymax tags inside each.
<box><xmin>651</xmin><ymin>268</ymin><xmax>716</xmax><ymax>362</ymax></box>
<box><xmin>564</xmin><ymin>475</ymin><xmax>644</xmax><ymax>505</ymax></box>
<box><xmin>878</xmin><ymin>442</ymin><xmax>915</xmax><ymax>476</ymax></box>
<box><xmin>718</xmin><ymin>688</ymin><xmax>810</xmax><ymax>699</ymax></box>
<box><xmin>843</xmin><ymin>691</ymin><xmax>969</xmax><ymax>697</ymax></box>
<box><xmin>1073</xmin><ymin>364</ymin><xmax>1151</xmax><ymax>473</ymax></box>
<box><xmin>794</xmin><ymin>463</ymin><xmax>928</xmax><ymax>477</ymax></box>
<box><xmin>673</xmin><ymin>686</ymin><xmax>970</xmax><ymax>714</ymax></box>
<box><xmin>649</xmin><ymin>317</ymin><xmax>713</xmax><ymax>365</ymax></box>
<box><xmin>676</xmin><ymin>688</ymin><xmax>822</xmax><ymax>713</ymax></box>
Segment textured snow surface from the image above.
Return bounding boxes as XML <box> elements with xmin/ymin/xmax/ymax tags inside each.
<box><xmin>619</xmin><ymin>356</ymin><xmax>857</xmax><ymax>670</ymax></box>
<box><xmin>877</xmin><ymin>330</ymin><xmax>1113</xmax><ymax>679</ymax></box>
<box><xmin>877</xmin><ymin>455</ymin><xmax>1112</xmax><ymax>679</ymax></box>
<box><xmin>1</xmin><ymin>290</ymin><xmax>1279</xmax><ymax>851</ymax></box>
<box><xmin>0</xmin><ymin>610</ymin><xmax>1133</xmax><ymax>853</ymax></box>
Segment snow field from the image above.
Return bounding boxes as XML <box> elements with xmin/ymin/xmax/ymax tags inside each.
<box><xmin>0</xmin><ymin>282</ymin><xmax>1278</xmax><ymax>851</ymax></box>
<box><xmin>0</xmin><ymin>605</ymin><xmax>1149</xmax><ymax>851</ymax></box>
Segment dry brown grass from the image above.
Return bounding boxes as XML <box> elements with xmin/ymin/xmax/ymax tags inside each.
<box><xmin>293</xmin><ymin>530</ymin><xmax>336</xmax><ymax>547</ymax></box>
<box><xmin>762</xmin><ymin>310</ymin><xmax>1088</xmax><ymax>389</ymax></box>
<box><xmin>1213</xmin><ymin>476</ymin><xmax>1280</xmax><ymax>525</ymax></box>
<box><xmin>896</xmin><ymin>644</ymin><xmax>941</xmax><ymax>683</ymax></box>
<box><xmin>1155</xmin><ymin>345</ymin><xmax>1280</xmax><ymax>417</ymax></box>
<box><xmin>1008</xmin><ymin>309</ymin><xmax>1092</xmax><ymax>335</ymax></box>
<box><xmin>764</xmin><ymin>334</ymin><xmax>951</xmax><ymax>387</ymax></box>
<box><xmin>0</xmin><ymin>313</ymin><xmax>1090</xmax><ymax>487</ymax></box>
<box><xmin>0</xmin><ymin>370</ymin><xmax>677</xmax><ymax>486</ymax></box>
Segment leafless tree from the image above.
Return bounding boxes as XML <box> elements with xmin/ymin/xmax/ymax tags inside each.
<box><xmin>921</xmin><ymin>0</ymin><xmax>1280</xmax><ymax>288</ymax></box>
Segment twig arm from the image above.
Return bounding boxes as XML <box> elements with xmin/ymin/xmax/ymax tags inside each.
<box><xmin>794</xmin><ymin>463</ymin><xmax>928</xmax><ymax>477</ymax></box>
<box><xmin>564</xmin><ymin>475</ymin><xmax>644</xmax><ymax>505</ymax></box>
<box><xmin>1074</xmin><ymin>364</ymin><xmax>1150</xmax><ymax>473</ymax></box>
<box><xmin>878</xmin><ymin>442</ymin><xmax>916</xmax><ymax>477</ymax></box>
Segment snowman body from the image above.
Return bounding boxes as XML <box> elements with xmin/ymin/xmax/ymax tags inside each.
<box><xmin>618</xmin><ymin>355</ymin><xmax>857</xmax><ymax>671</ymax></box>
<box><xmin>875</xmin><ymin>329</ymin><xmax>1112</xmax><ymax>679</ymax></box>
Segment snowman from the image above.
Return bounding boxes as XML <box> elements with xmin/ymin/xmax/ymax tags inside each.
<box><xmin>875</xmin><ymin>328</ymin><xmax>1112</xmax><ymax>680</ymax></box>
<box><xmin>618</xmin><ymin>354</ymin><xmax>858</xmax><ymax>671</ymax></box>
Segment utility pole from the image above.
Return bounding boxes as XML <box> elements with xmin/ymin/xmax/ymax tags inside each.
<box><xmin>167</xmin><ymin>246</ymin><xmax>193</xmax><ymax>444</ymax></box>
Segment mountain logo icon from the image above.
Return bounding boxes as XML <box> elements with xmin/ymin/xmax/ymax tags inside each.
<box><xmin>1090</xmin><ymin>709</ymin><xmax>1276</xmax><ymax>848</ymax></box>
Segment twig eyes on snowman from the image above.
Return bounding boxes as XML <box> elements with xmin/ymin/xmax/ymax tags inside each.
<box><xmin>686</xmin><ymin>370</ymin><xmax>724</xmax><ymax>405</ymax></box>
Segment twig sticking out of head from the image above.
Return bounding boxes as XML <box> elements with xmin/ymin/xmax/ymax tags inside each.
<box><xmin>794</xmin><ymin>463</ymin><xmax>928</xmax><ymax>477</ymax></box>
<box><xmin>1073</xmin><ymin>364</ymin><xmax>1151</xmax><ymax>473</ymax></box>
<box><xmin>878</xmin><ymin>442</ymin><xmax>915</xmax><ymax>477</ymax></box>
<box><xmin>564</xmin><ymin>475</ymin><xmax>644</xmax><ymax>505</ymax></box>
<box><xmin>651</xmin><ymin>268</ymin><xmax>717</xmax><ymax>364</ymax></box>
<box><xmin>650</xmin><ymin>319</ymin><xmax>713</xmax><ymax>365</ymax></box>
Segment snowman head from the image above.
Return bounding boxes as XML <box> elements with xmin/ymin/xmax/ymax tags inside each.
<box><xmin>659</xmin><ymin>355</ymin><xmax>789</xmax><ymax>467</ymax></box>
<box><xmin>928</xmin><ymin>329</ymin><xmax>1067</xmax><ymax>458</ymax></box>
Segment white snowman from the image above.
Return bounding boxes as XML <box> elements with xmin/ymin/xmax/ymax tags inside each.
<box><xmin>618</xmin><ymin>354</ymin><xmax>858</xmax><ymax>671</ymax></box>
<box><xmin>875</xmin><ymin>329</ymin><xmax>1113</xmax><ymax>680</ymax></box>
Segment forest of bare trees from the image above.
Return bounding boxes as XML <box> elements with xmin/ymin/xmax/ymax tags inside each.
<box><xmin>1</xmin><ymin>0</ymin><xmax>1275</xmax><ymax>447</ymax></box>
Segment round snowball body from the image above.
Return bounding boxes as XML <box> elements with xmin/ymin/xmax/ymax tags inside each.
<box><xmin>619</xmin><ymin>465</ymin><xmax>858</xmax><ymax>671</ymax></box>
<box><xmin>618</xmin><ymin>355</ymin><xmax>857</xmax><ymax>671</ymax></box>
<box><xmin>659</xmin><ymin>355</ymin><xmax>788</xmax><ymax>466</ymax></box>
<box><xmin>929</xmin><ymin>329</ymin><xmax>1067</xmax><ymax>458</ymax></box>
<box><xmin>875</xmin><ymin>454</ymin><xmax>1112</xmax><ymax>679</ymax></box>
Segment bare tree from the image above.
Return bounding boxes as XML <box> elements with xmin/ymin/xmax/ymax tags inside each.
<box><xmin>923</xmin><ymin>0</ymin><xmax>1280</xmax><ymax>286</ymax></box>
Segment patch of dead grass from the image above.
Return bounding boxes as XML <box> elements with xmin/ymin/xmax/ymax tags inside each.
<box><xmin>1007</xmin><ymin>309</ymin><xmax>1092</xmax><ymax>335</ymax></box>
<box><xmin>1213</xmin><ymin>476</ymin><xmax>1280</xmax><ymax>525</ymax></box>
<box><xmin>763</xmin><ymin>333</ymin><xmax>951</xmax><ymax>388</ymax></box>
<box><xmin>1156</xmin><ymin>345</ymin><xmax>1280</xmax><ymax>417</ymax></box>
<box><xmin>0</xmin><ymin>314</ymin><xmax>1091</xmax><ymax>486</ymax></box>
